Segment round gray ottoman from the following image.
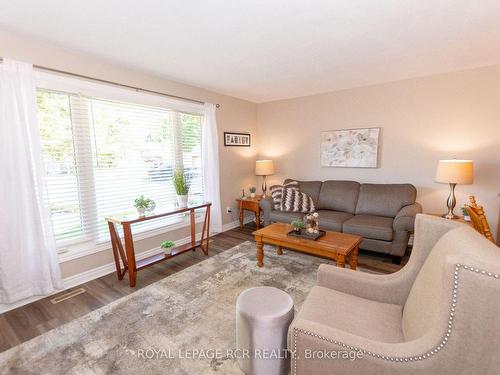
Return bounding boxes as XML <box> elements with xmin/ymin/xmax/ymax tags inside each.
<box><xmin>236</xmin><ymin>287</ymin><xmax>294</xmax><ymax>375</ymax></box>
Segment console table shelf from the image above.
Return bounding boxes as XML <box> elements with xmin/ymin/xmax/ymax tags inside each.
<box><xmin>136</xmin><ymin>240</ymin><xmax>204</xmax><ymax>270</ymax></box>
<box><xmin>106</xmin><ymin>202</ymin><xmax>211</xmax><ymax>287</ymax></box>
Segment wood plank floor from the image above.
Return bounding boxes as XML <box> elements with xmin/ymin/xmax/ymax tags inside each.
<box><xmin>0</xmin><ymin>223</ymin><xmax>408</xmax><ymax>353</ymax></box>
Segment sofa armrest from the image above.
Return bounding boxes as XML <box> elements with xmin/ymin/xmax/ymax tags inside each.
<box><xmin>259</xmin><ymin>197</ymin><xmax>273</xmax><ymax>226</ymax></box>
<box><xmin>317</xmin><ymin>264</ymin><xmax>409</xmax><ymax>305</ymax></box>
<box><xmin>393</xmin><ymin>202</ymin><xmax>422</xmax><ymax>232</ymax></box>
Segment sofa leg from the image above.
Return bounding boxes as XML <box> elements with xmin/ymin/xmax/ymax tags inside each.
<box><xmin>391</xmin><ymin>255</ymin><xmax>402</xmax><ymax>265</ymax></box>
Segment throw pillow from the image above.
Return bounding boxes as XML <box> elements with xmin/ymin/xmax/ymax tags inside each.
<box><xmin>270</xmin><ymin>181</ymin><xmax>299</xmax><ymax>210</ymax></box>
<box><xmin>280</xmin><ymin>187</ymin><xmax>316</xmax><ymax>213</ymax></box>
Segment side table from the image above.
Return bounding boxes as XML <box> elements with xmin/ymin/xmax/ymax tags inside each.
<box><xmin>427</xmin><ymin>214</ymin><xmax>473</xmax><ymax>227</ymax></box>
<box><xmin>237</xmin><ymin>196</ymin><xmax>262</xmax><ymax>229</ymax></box>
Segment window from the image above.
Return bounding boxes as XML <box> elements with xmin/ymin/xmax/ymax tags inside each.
<box><xmin>36</xmin><ymin>87</ymin><xmax>204</xmax><ymax>249</ymax></box>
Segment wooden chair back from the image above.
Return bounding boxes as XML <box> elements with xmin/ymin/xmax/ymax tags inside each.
<box><xmin>466</xmin><ymin>196</ymin><xmax>495</xmax><ymax>243</ymax></box>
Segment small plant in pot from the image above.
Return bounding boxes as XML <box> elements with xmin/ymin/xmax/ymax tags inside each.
<box><xmin>134</xmin><ymin>195</ymin><xmax>156</xmax><ymax>216</ymax></box>
<box><xmin>249</xmin><ymin>186</ymin><xmax>257</xmax><ymax>198</ymax></box>
<box><xmin>291</xmin><ymin>219</ymin><xmax>305</xmax><ymax>234</ymax></box>
<box><xmin>173</xmin><ymin>168</ymin><xmax>191</xmax><ymax>207</ymax></box>
<box><xmin>161</xmin><ymin>240</ymin><xmax>175</xmax><ymax>255</ymax></box>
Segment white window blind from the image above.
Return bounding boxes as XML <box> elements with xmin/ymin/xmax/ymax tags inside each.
<box><xmin>36</xmin><ymin>89</ymin><xmax>203</xmax><ymax>247</ymax></box>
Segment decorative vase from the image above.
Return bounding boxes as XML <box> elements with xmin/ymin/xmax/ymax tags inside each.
<box><xmin>137</xmin><ymin>207</ymin><xmax>146</xmax><ymax>216</ymax></box>
<box><xmin>177</xmin><ymin>194</ymin><xmax>188</xmax><ymax>207</ymax></box>
<box><xmin>305</xmin><ymin>212</ymin><xmax>320</xmax><ymax>234</ymax></box>
<box><xmin>250</xmin><ymin>193</ymin><xmax>256</xmax><ymax>198</ymax></box>
<box><xmin>163</xmin><ymin>247</ymin><xmax>173</xmax><ymax>255</ymax></box>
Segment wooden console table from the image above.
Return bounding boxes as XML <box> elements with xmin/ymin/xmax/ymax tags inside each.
<box><xmin>106</xmin><ymin>202</ymin><xmax>211</xmax><ymax>287</ymax></box>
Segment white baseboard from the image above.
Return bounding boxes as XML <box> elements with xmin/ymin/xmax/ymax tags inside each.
<box><xmin>0</xmin><ymin>216</ymin><xmax>254</xmax><ymax>314</ymax></box>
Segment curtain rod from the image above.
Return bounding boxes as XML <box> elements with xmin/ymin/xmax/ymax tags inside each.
<box><xmin>0</xmin><ymin>57</ymin><xmax>220</xmax><ymax>108</ymax></box>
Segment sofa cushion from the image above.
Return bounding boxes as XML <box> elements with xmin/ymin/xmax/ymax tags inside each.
<box><xmin>280</xmin><ymin>187</ymin><xmax>315</xmax><ymax>213</ymax></box>
<box><xmin>355</xmin><ymin>184</ymin><xmax>417</xmax><ymax>217</ymax></box>
<box><xmin>317</xmin><ymin>210</ymin><xmax>353</xmax><ymax>232</ymax></box>
<box><xmin>298</xmin><ymin>286</ymin><xmax>404</xmax><ymax>343</ymax></box>
<box><xmin>284</xmin><ymin>179</ymin><xmax>322</xmax><ymax>205</ymax></box>
<box><xmin>270</xmin><ymin>180</ymin><xmax>298</xmax><ymax>210</ymax></box>
<box><xmin>317</xmin><ymin>180</ymin><xmax>360</xmax><ymax>213</ymax></box>
<box><xmin>269</xmin><ymin>210</ymin><xmax>304</xmax><ymax>223</ymax></box>
<box><xmin>343</xmin><ymin>214</ymin><xmax>394</xmax><ymax>241</ymax></box>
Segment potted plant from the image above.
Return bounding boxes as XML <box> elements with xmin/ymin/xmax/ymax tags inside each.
<box><xmin>249</xmin><ymin>186</ymin><xmax>257</xmax><ymax>198</ymax></box>
<box><xmin>161</xmin><ymin>240</ymin><xmax>175</xmax><ymax>255</ymax></box>
<box><xmin>291</xmin><ymin>219</ymin><xmax>305</xmax><ymax>234</ymax></box>
<box><xmin>134</xmin><ymin>195</ymin><xmax>156</xmax><ymax>216</ymax></box>
<box><xmin>173</xmin><ymin>168</ymin><xmax>191</xmax><ymax>207</ymax></box>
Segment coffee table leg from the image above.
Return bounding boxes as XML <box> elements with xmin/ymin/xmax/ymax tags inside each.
<box><xmin>256</xmin><ymin>237</ymin><xmax>264</xmax><ymax>267</ymax></box>
<box><xmin>336</xmin><ymin>254</ymin><xmax>346</xmax><ymax>268</ymax></box>
<box><xmin>277</xmin><ymin>246</ymin><xmax>283</xmax><ymax>255</ymax></box>
<box><xmin>350</xmin><ymin>246</ymin><xmax>359</xmax><ymax>270</ymax></box>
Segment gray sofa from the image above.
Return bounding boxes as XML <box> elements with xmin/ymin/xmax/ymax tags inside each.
<box><xmin>260</xmin><ymin>179</ymin><xmax>422</xmax><ymax>262</ymax></box>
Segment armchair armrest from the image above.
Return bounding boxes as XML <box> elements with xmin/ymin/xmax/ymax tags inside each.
<box><xmin>393</xmin><ymin>202</ymin><xmax>422</xmax><ymax>232</ymax></box>
<box><xmin>289</xmin><ymin>318</ymin><xmax>444</xmax><ymax>375</ymax></box>
<box><xmin>317</xmin><ymin>264</ymin><xmax>410</xmax><ymax>305</ymax></box>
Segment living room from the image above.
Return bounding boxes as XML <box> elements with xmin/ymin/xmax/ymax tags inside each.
<box><xmin>0</xmin><ymin>1</ymin><xmax>499</xmax><ymax>374</ymax></box>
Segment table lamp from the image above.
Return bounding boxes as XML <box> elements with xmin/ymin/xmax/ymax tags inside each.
<box><xmin>435</xmin><ymin>160</ymin><xmax>474</xmax><ymax>219</ymax></box>
<box><xmin>255</xmin><ymin>160</ymin><xmax>275</xmax><ymax>198</ymax></box>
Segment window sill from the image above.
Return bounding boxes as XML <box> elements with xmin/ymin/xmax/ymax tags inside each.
<box><xmin>57</xmin><ymin>213</ymin><xmax>206</xmax><ymax>263</ymax></box>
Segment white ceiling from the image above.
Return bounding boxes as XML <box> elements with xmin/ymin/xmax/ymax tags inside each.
<box><xmin>2</xmin><ymin>0</ymin><xmax>500</xmax><ymax>102</ymax></box>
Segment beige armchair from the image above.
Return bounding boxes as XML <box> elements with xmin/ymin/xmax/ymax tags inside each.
<box><xmin>288</xmin><ymin>214</ymin><xmax>500</xmax><ymax>374</ymax></box>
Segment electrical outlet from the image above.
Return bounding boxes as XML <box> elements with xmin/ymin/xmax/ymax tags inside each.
<box><xmin>226</xmin><ymin>206</ymin><xmax>232</xmax><ymax>213</ymax></box>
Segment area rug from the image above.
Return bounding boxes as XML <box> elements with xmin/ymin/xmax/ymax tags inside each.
<box><xmin>0</xmin><ymin>241</ymin><xmax>365</xmax><ymax>375</ymax></box>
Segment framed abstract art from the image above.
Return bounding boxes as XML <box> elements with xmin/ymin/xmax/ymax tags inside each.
<box><xmin>321</xmin><ymin>127</ymin><xmax>380</xmax><ymax>168</ymax></box>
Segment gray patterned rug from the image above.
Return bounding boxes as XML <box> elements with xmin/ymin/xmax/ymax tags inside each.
<box><xmin>0</xmin><ymin>241</ymin><xmax>355</xmax><ymax>374</ymax></box>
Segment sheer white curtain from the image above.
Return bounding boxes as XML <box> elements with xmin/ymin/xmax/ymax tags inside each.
<box><xmin>0</xmin><ymin>59</ymin><xmax>62</xmax><ymax>304</ymax></box>
<box><xmin>202</xmin><ymin>103</ymin><xmax>222</xmax><ymax>233</ymax></box>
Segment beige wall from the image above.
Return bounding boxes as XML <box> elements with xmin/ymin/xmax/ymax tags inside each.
<box><xmin>257</xmin><ymin>65</ymin><xmax>500</xmax><ymax>240</ymax></box>
<box><xmin>0</xmin><ymin>31</ymin><xmax>258</xmax><ymax>278</ymax></box>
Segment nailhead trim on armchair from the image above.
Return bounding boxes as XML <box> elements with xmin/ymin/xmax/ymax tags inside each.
<box><xmin>292</xmin><ymin>264</ymin><xmax>499</xmax><ymax>374</ymax></box>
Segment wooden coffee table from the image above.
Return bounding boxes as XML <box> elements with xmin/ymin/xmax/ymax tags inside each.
<box><xmin>252</xmin><ymin>223</ymin><xmax>362</xmax><ymax>269</ymax></box>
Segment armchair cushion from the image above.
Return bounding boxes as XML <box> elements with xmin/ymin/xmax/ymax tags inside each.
<box><xmin>298</xmin><ymin>286</ymin><xmax>404</xmax><ymax>343</ymax></box>
<box><xmin>343</xmin><ymin>214</ymin><xmax>394</xmax><ymax>241</ymax></box>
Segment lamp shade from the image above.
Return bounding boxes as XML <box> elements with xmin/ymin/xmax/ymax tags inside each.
<box><xmin>435</xmin><ymin>160</ymin><xmax>474</xmax><ymax>184</ymax></box>
<box><xmin>255</xmin><ymin>160</ymin><xmax>275</xmax><ymax>176</ymax></box>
